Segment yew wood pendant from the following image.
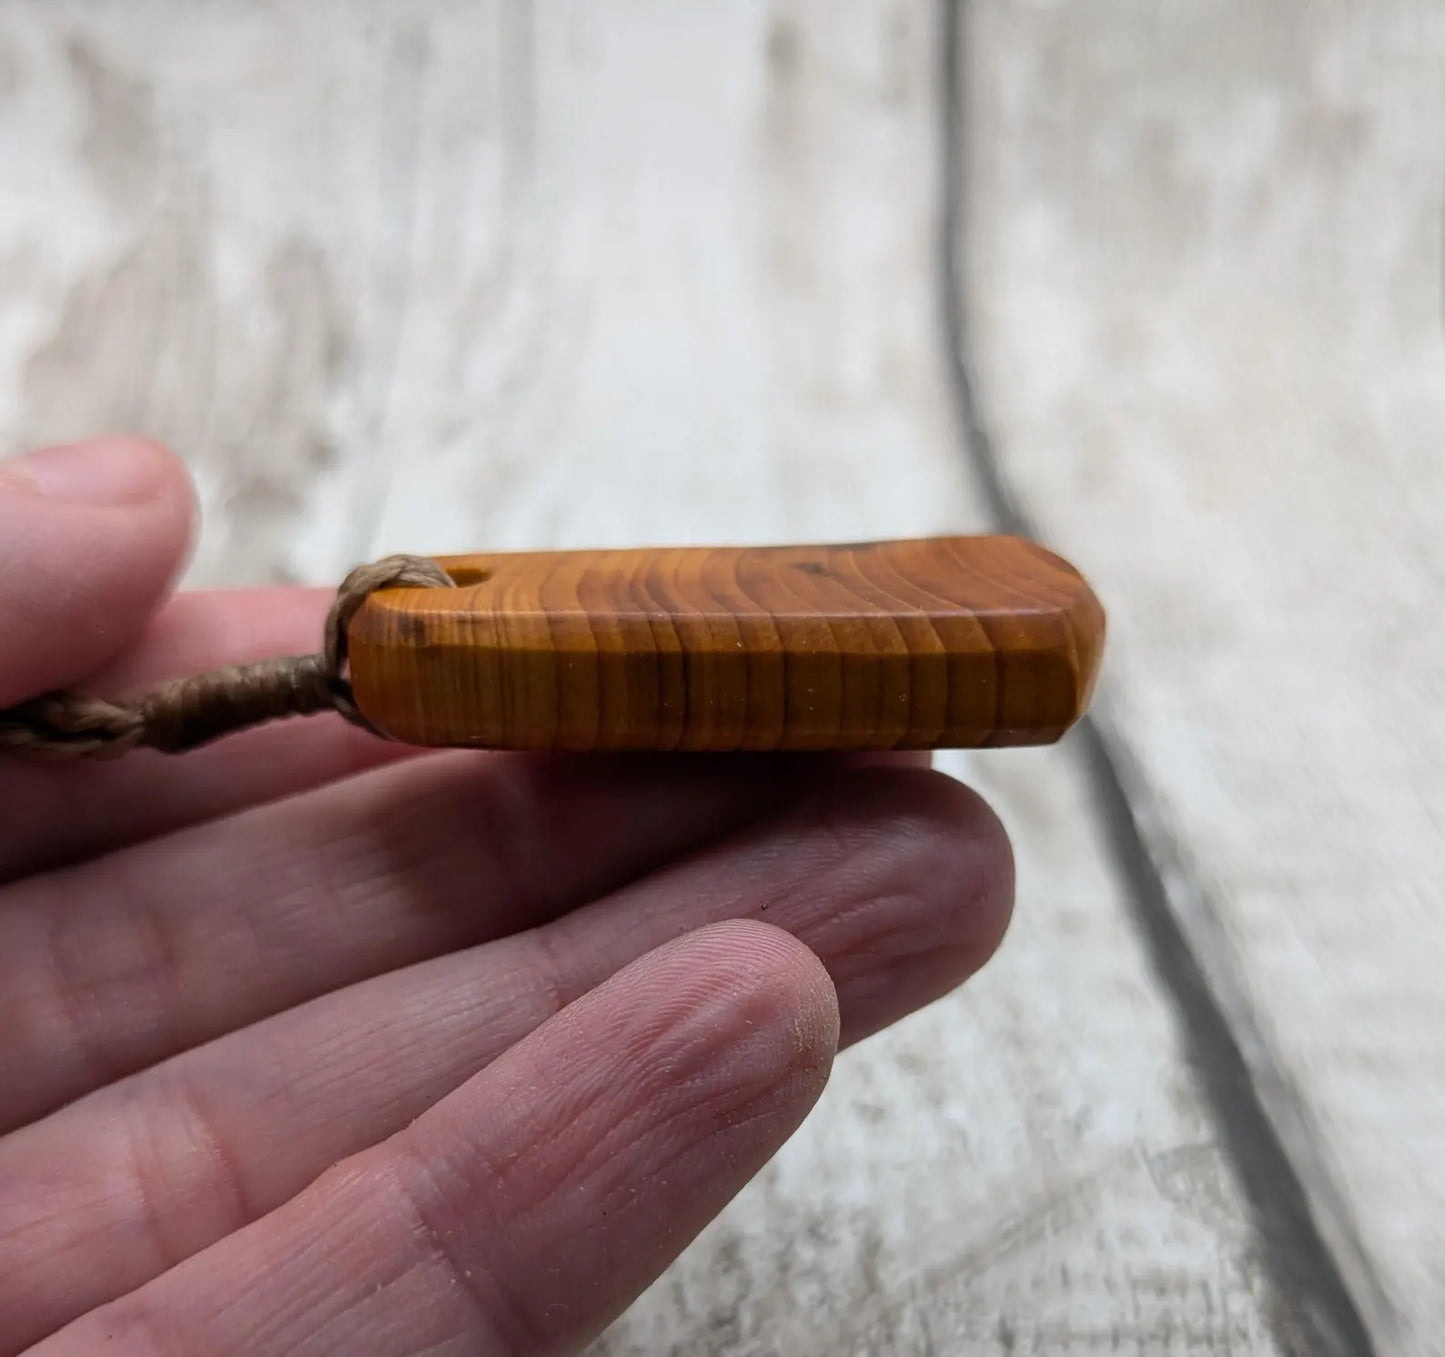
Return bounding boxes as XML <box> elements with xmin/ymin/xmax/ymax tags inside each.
<box><xmin>345</xmin><ymin>536</ymin><xmax>1104</xmax><ymax>752</ymax></box>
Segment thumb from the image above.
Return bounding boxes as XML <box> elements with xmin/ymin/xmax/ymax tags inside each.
<box><xmin>0</xmin><ymin>439</ymin><xmax>195</xmax><ymax>709</ymax></box>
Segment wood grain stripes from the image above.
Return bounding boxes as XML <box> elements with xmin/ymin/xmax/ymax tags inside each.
<box><xmin>347</xmin><ymin>536</ymin><xmax>1105</xmax><ymax>751</ymax></box>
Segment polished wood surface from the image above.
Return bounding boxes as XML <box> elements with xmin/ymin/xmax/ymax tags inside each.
<box><xmin>346</xmin><ymin>536</ymin><xmax>1104</xmax><ymax>751</ymax></box>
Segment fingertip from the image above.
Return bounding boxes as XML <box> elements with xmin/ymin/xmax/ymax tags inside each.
<box><xmin>664</xmin><ymin>919</ymin><xmax>841</xmax><ymax>1074</ymax></box>
<box><xmin>910</xmin><ymin>768</ymin><xmax>1016</xmax><ymax>966</ymax></box>
<box><xmin>0</xmin><ymin>438</ymin><xmax>197</xmax><ymax>706</ymax></box>
<box><xmin>817</xmin><ymin>764</ymin><xmax>1016</xmax><ymax>960</ymax></box>
<box><xmin>3</xmin><ymin>437</ymin><xmax>194</xmax><ymax>514</ymax></box>
<box><xmin>544</xmin><ymin>921</ymin><xmax>841</xmax><ymax>1139</ymax></box>
<box><xmin>766</xmin><ymin>765</ymin><xmax>1016</xmax><ymax>1047</ymax></box>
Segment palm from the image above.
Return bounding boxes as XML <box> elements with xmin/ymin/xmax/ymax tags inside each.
<box><xmin>0</xmin><ymin>441</ymin><xmax>1011</xmax><ymax>1356</ymax></box>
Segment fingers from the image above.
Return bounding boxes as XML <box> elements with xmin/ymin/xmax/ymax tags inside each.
<box><xmin>0</xmin><ymin>587</ymin><xmax>416</xmax><ymax>881</ymax></box>
<box><xmin>0</xmin><ymin>439</ymin><xmax>193</xmax><ymax>708</ymax></box>
<box><xmin>34</xmin><ymin>922</ymin><xmax>838</xmax><ymax>1357</ymax></box>
<box><xmin>0</xmin><ymin>766</ymin><xmax>1009</xmax><ymax>1349</ymax></box>
<box><xmin>0</xmin><ymin>751</ymin><xmax>842</xmax><ymax>1130</ymax></box>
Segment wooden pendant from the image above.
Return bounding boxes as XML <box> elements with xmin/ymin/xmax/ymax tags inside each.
<box><xmin>346</xmin><ymin>536</ymin><xmax>1104</xmax><ymax>752</ymax></box>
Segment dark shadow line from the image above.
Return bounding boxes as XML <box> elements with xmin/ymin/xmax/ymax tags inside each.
<box><xmin>936</xmin><ymin>3</ymin><xmax>1381</xmax><ymax>1354</ymax></box>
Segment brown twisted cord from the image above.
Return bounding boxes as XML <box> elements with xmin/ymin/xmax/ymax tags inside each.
<box><xmin>0</xmin><ymin>554</ymin><xmax>453</xmax><ymax>759</ymax></box>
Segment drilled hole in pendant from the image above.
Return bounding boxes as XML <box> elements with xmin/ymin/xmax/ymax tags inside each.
<box><xmin>445</xmin><ymin>566</ymin><xmax>492</xmax><ymax>587</ymax></box>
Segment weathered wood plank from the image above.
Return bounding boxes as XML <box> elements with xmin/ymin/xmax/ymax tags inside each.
<box><xmin>961</xmin><ymin>3</ymin><xmax>1445</xmax><ymax>1353</ymax></box>
<box><xmin>0</xmin><ymin>2</ymin><xmax>1290</xmax><ymax>1352</ymax></box>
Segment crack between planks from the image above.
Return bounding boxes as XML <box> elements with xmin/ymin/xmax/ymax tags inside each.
<box><xmin>936</xmin><ymin>3</ymin><xmax>1390</xmax><ymax>1354</ymax></box>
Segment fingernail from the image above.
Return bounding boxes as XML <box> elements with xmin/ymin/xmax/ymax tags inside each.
<box><xmin>2</xmin><ymin>440</ymin><xmax>169</xmax><ymax>506</ymax></box>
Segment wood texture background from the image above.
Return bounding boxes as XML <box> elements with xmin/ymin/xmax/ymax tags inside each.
<box><xmin>0</xmin><ymin>2</ymin><xmax>1436</xmax><ymax>1354</ymax></box>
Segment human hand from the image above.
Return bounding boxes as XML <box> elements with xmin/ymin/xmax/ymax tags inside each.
<box><xmin>0</xmin><ymin>440</ymin><xmax>1012</xmax><ymax>1356</ymax></box>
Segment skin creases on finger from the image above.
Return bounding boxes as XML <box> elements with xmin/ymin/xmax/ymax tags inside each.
<box><xmin>0</xmin><ymin>765</ymin><xmax>1009</xmax><ymax>1354</ymax></box>
<box><xmin>0</xmin><ymin>743</ymin><xmax>921</xmax><ymax>1137</ymax></box>
<box><xmin>34</xmin><ymin>922</ymin><xmax>839</xmax><ymax>1357</ymax></box>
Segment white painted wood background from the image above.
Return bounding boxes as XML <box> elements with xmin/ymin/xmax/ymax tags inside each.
<box><xmin>0</xmin><ymin>2</ymin><xmax>1437</xmax><ymax>1354</ymax></box>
